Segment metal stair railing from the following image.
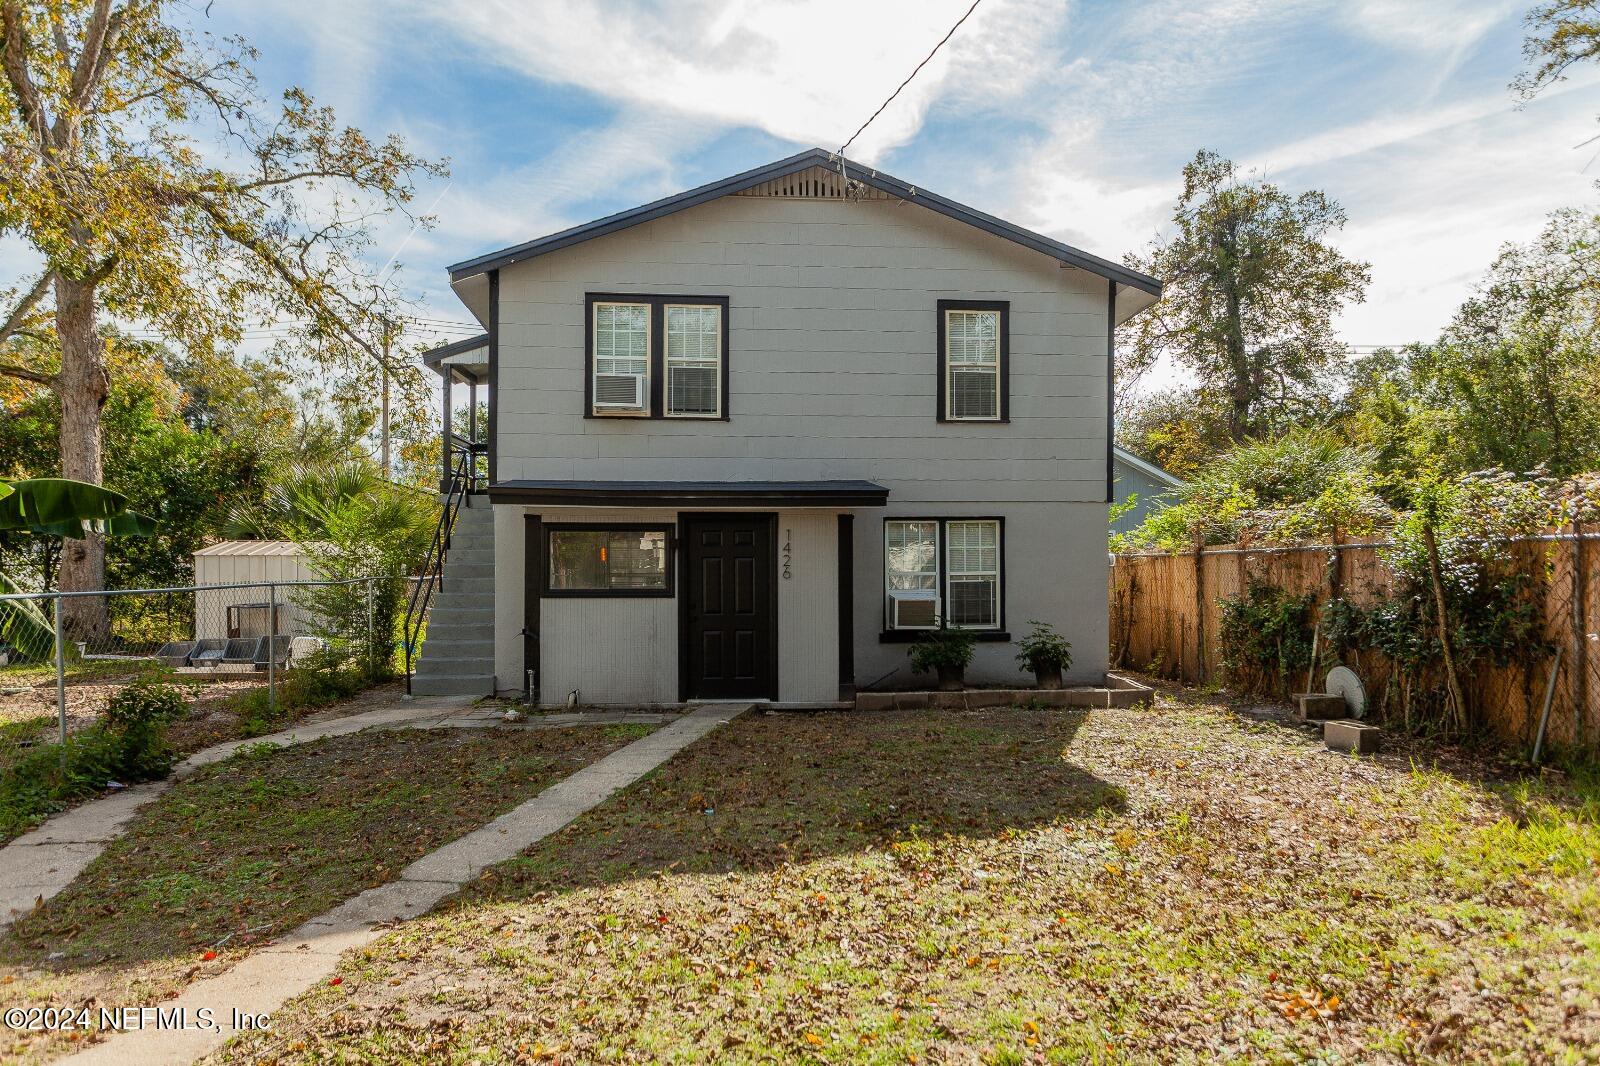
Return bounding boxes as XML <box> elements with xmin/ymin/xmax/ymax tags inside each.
<box><xmin>403</xmin><ymin>445</ymin><xmax>475</xmax><ymax>695</ymax></box>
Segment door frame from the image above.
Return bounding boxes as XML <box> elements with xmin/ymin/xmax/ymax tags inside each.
<box><xmin>677</xmin><ymin>511</ymin><xmax>780</xmax><ymax>702</ymax></box>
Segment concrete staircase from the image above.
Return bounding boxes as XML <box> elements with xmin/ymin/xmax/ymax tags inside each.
<box><xmin>411</xmin><ymin>497</ymin><xmax>497</xmax><ymax>697</ymax></box>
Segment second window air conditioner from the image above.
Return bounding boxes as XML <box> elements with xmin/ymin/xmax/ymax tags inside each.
<box><xmin>594</xmin><ymin>373</ymin><xmax>645</xmax><ymax>409</ymax></box>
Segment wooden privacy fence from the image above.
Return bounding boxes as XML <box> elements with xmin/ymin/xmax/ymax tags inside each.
<box><xmin>1109</xmin><ymin>529</ymin><xmax>1600</xmax><ymax>756</ymax></box>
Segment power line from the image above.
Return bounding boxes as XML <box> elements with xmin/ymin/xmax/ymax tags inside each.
<box><xmin>838</xmin><ymin>0</ymin><xmax>984</xmax><ymax>157</ymax></box>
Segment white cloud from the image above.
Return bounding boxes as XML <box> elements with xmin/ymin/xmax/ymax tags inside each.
<box><xmin>401</xmin><ymin>0</ymin><xmax>1051</xmax><ymax>161</ymax></box>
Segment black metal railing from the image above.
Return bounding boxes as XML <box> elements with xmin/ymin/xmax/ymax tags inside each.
<box><xmin>445</xmin><ymin>433</ymin><xmax>488</xmax><ymax>494</ymax></box>
<box><xmin>403</xmin><ymin>445</ymin><xmax>476</xmax><ymax>694</ymax></box>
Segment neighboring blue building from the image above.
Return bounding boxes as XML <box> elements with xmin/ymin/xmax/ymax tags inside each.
<box><xmin>1111</xmin><ymin>447</ymin><xmax>1185</xmax><ymax>534</ymax></box>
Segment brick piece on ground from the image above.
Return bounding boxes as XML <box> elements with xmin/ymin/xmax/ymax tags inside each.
<box><xmin>1295</xmin><ymin>693</ymin><xmax>1349</xmax><ymax>722</ymax></box>
<box><xmin>1324</xmin><ymin>718</ymin><xmax>1380</xmax><ymax>754</ymax></box>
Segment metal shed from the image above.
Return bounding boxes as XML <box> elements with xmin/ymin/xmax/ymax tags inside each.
<box><xmin>193</xmin><ymin>541</ymin><xmax>321</xmax><ymax>640</ymax></box>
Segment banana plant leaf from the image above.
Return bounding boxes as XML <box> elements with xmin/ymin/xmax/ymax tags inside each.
<box><xmin>0</xmin><ymin>569</ymin><xmax>53</xmax><ymax>664</ymax></box>
<box><xmin>0</xmin><ymin>478</ymin><xmax>154</xmax><ymax>537</ymax></box>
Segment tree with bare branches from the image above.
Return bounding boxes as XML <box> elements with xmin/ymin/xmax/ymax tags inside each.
<box><xmin>0</xmin><ymin>0</ymin><xmax>445</xmax><ymax>638</ymax></box>
<box><xmin>1119</xmin><ymin>151</ymin><xmax>1370</xmax><ymax>443</ymax></box>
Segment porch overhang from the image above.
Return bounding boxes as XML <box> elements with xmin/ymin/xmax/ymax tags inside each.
<box><xmin>421</xmin><ymin>334</ymin><xmax>490</xmax><ymax>382</ymax></box>
<box><xmin>488</xmin><ymin>479</ymin><xmax>890</xmax><ymax>508</ymax></box>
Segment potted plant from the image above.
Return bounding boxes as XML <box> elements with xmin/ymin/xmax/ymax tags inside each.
<box><xmin>1016</xmin><ymin>620</ymin><xmax>1073</xmax><ymax>689</ymax></box>
<box><xmin>909</xmin><ymin>627</ymin><xmax>977</xmax><ymax>691</ymax></box>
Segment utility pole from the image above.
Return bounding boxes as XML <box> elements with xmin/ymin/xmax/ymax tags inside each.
<box><xmin>380</xmin><ymin>320</ymin><xmax>394</xmax><ymax>479</ymax></box>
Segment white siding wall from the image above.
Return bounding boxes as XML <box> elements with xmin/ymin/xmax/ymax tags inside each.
<box><xmin>493</xmin><ymin>195</ymin><xmax>1109</xmax><ymax>503</ymax></box>
<box><xmin>775</xmin><ymin>511</ymin><xmax>839</xmax><ymax>703</ymax></box>
<box><xmin>488</xmin><ymin>192</ymin><xmax>1115</xmax><ymax>696</ymax></box>
<box><xmin>494</xmin><ymin>505</ymin><xmax>841</xmax><ymax>704</ymax></box>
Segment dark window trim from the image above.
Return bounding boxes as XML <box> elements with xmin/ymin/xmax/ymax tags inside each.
<box><xmin>879</xmin><ymin>515</ymin><xmax>1006</xmax><ymax>640</ymax></box>
<box><xmin>538</xmin><ymin>522</ymin><xmax>676</xmax><ymax>599</ymax></box>
<box><xmin>837</xmin><ymin>514</ymin><xmax>855</xmax><ymax>699</ymax></box>
<box><xmin>936</xmin><ymin>299</ymin><xmax>1009</xmax><ymax>424</ymax></box>
<box><xmin>487</xmin><ymin>270</ymin><xmax>500</xmax><ymax>485</ymax></box>
<box><xmin>584</xmin><ymin>292</ymin><xmax>730</xmax><ymax>421</ymax></box>
<box><xmin>524</xmin><ymin>514</ymin><xmax>540</xmax><ymax>701</ymax></box>
<box><xmin>1106</xmin><ymin>280</ymin><xmax>1116</xmax><ymax>504</ymax></box>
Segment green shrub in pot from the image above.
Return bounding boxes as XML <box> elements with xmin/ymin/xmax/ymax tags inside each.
<box><xmin>1016</xmin><ymin>621</ymin><xmax>1073</xmax><ymax>689</ymax></box>
<box><xmin>908</xmin><ymin>627</ymin><xmax>977</xmax><ymax>691</ymax></box>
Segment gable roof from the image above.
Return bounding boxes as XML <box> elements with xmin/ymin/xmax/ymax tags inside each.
<box><xmin>1112</xmin><ymin>446</ymin><xmax>1186</xmax><ymax>489</ymax></box>
<box><xmin>447</xmin><ymin>148</ymin><xmax>1162</xmax><ymax>297</ymax></box>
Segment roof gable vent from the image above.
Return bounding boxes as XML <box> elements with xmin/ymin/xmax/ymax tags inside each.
<box><xmin>735</xmin><ymin>164</ymin><xmax>889</xmax><ymax>200</ymax></box>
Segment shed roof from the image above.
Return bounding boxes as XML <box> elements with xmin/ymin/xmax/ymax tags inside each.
<box><xmin>194</xmin><ymin>540</ymin><xmax>305</xmax><ymax>558</ymax></box>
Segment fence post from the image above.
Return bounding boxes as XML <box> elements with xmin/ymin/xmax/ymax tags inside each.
<box><xmin>365</xmin><ymin>578</ymin><xmax>375</xmax><ymax>677</ymax></box>
<box><xmin>1191</xmin><ymin>530</ymin><xmax>1207</xmax><ymax>683</ymax></box>
<box><xmin>1569</xmin><ymin>521</ymin><xmax>1588</xmax><ymax>751</ymax></box>
<box><xmin>267</xmin><ymin>582</ymin><xmax>278</xmax><ymax>719</ymax></box>
<box><xmin>53</xmin><ymin>594</ymin><xmax>67</xmax><ymax>750</ymax></box>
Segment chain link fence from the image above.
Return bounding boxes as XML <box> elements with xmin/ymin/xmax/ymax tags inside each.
<box><xmin>0</xmin><ymin>578</ymin><xmax>383</xmax><ymax>782</ymax></box>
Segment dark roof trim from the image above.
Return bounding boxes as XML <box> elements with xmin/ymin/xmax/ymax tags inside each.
<box><xmin>488</xmin><ymin>479</ymin><xmax>890</xmax><ymax>508</ymax></box>
<box><xmin>420</xmin><ymin>333</ymin><xmax>489</xmax><ymax>368</ymax></box>
<box><xmin>448</xmin><ymin>148</ymin><xmax>1162</xmax><ymax>296</ymax></box>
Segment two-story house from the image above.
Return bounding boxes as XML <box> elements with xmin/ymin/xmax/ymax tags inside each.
<box><xmin>410</xmin><ymin>148</ymin><xmax>1161</xmax><ymax>705</ymax></box>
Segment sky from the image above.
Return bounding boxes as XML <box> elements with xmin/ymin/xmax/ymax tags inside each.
<box><xmin>11</xmin><ymin>0</ymin><xmax>1600</xmax><ymax>362</ymax></box>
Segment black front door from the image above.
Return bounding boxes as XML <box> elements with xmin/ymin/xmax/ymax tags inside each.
<box><xmin>683</xmin><ymin>514</ymin><xmax>776</xmax><ymax>700</ymax></box>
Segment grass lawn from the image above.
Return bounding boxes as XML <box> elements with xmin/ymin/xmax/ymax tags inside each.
<box><xmin>0</xmin><ymin>721</ymin><xmax>655</xmax><ymax>1064</ymax></box>
<box><xmin>217</xmin><ymin>693</ymin><xmax>1600</xmax><ymax>1064</ymax></box>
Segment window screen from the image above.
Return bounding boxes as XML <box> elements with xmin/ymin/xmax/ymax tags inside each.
<box><xmin>666</xmin><ymin>304</ymin><xmax>722</xmax><ymax>416</ymax></box>
<box><xmin>593</xmin><ymin>303</ymin><xmax>649</xmax><ymax>407</ymax></box>
<box><xmin>547</xmin><ymin>528</ymin><xmax>668</xmax><ymax>591</ymax></box>
<box><xmin>945</xmin><ymin>520</ymin><xmax>1000</xmax><ymax>628</ymax></box>
<box><xmin>885</xmin><ymin>521</ymin><xmax>939</xmax><ymax>592</ymax></box>
<box><xmin>944</xmin><ymin>309</ymin><xmax>1000</xmax><ymax>421</ymax></box>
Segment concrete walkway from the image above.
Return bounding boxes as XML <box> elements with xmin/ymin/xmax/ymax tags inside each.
<box><xmin>0</xmin><ymin>695</ymin><xmax>676</xmax><ymax>930</ymax></box>
<box><xmin>64</xmin><ymin>702</ymin><xmax>749</xmax><ymax>1066</ymax></box>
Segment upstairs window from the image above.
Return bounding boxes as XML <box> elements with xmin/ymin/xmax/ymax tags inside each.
<box><xmin>665</xmin><ymin>304</ymin><xmax>722</xmax><ymax>417</ymax></box>
<box><xmin>592</xmin><ymin>302</ymin><xmax>650</xmax><ymax>412</ymax></box>
<box><xmin>937</xmin><ymin>301</ymin><xmax>1009</xmax><ymax>423</ymax></box>
<box><xmin>586</xmin><ymin>294</ymin><xmax>728</xmax><ymax>419</ymax></box>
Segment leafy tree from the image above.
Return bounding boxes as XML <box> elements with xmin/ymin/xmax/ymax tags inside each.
<box><xmin>1417</xmin><ymin>210</ymin><xmax>1600</xmax><ymax>475</ymax></box>
<box><xmin>0</xmin><ymin>0</ymin><xmax>444</xmax><ymax>639</ymax></box>
<box><xmin>1332</xmin><ymin>211</ymin><xmax>1600</xmax><ymax>479</ymax></box>
<box><xmin>1120</xmin><ymin>429</ymin><xmax>1386</xmax><ymax>550</ymax></box>
<box><xmin>1115</xmin><ymin>387</ymin><xmax>1234</xmax><ymax>481</ymax></box>
<box><xmin>1515</xmin><ymin>0</ymin><xmax>1600</xmax><ymax>99</ymax></box>
<box><xmin>1121</xmin><ymin>150</ymin><xmax>1371</xmax><ymax>441</ymax></box>
<box><xmin>229</xmin><ymin>460</ymin><xmax>435</xmax><ymax>672</ymax></box>
<box><xmin>0</xmin><ymin>336</ymin><xmax>270</xmax><ymax>591</ymax></box>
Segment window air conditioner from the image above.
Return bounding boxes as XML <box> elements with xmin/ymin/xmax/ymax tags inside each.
<box><xmin>594</xmin><ymin>373</ymin><xmax>645</xmax><ymax>409</ymax></box>
<box><xmin>889</xmin><ymin>589</ymin><xmax>939</xmax><ymax>630</ymax></box>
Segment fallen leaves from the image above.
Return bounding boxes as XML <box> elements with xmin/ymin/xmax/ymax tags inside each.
<box><xmin>190</xmin><ymin>700</ymin><xmax>1600</xmax><ymax>1064</ymax></box>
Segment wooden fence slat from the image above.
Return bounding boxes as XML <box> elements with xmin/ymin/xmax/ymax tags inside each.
<box><xmin>1108</xmin><ymin>529</ymin><xmax>1599</xmax><ymax>756</ymax></box>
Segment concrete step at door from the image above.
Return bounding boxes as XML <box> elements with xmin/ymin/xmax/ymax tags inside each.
<box><xmin>441</xmin><ymin>561</ymin><xmax>495</xmax><ymax>582</ymax></box>
<box><xmin>420</xmin><ymin>622</ymin><xmax>493</xmax><ymax>642</ymax></box>
<box><xmin>437</xmin><ymin>576</ymin><xmax>495</xmax><ymax>596</ymax></box>
<box><xmin>427</xmin><ymin>604</ymin><xmax>494</xmax><ymax>625</ymax></box>
<box><xmin>415</xmin><ymin>655</ymin><xmax>495</xmax><ymax>677</ymax></box>
<box><xmin>420</xmin><ymin>638</ymin><xmax>495</xmax><ymax>660</ymax></box>
<box><xmin>410</xmin><ymin>673</ymin><xmax>496</xmax><ymax>696</ymax></box>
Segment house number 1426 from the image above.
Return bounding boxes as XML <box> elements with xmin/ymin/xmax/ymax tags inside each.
<box><xmin>782</xmin><ymin>530</ymin><xmax>792</xmax><ymax>579</ymax></box>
